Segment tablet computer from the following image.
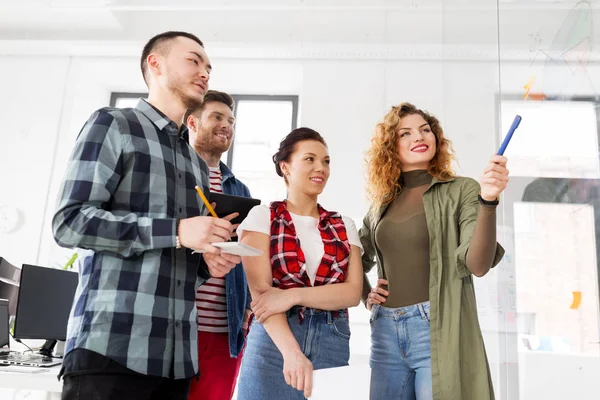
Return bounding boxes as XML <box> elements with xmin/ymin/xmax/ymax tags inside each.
<box><xmin>207</xmin><ymin>192</ymin><xmax>261</xmax><ymax>227</ymax></box>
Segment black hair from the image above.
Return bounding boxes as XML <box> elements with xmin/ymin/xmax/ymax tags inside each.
<box><xmin>272</xmin><ymin>128</ymin><xmax>327</xmax><ymax>179</ymax></box>
<box><xmin>140</xmin><ymin>31</ymin><xmax>204</xmax><ymax>84</ymax></box>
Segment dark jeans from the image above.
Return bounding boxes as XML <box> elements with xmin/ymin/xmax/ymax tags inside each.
<box><xmin>61</xmin><ymin>349</ymin><xmax>191</xmax><ymax>400</ymax></box>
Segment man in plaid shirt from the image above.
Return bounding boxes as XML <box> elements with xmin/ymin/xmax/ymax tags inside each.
<box><xmin>52</xmin><ymin>31</ymin><xmax>241</xmax><ymax>400</ymax></box>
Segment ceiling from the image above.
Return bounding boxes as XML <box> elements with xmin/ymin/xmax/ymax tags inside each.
<box><xmin>0</xmin><ymin>0</ymin><xmax>598</xmax><ymax>49</ymax></box>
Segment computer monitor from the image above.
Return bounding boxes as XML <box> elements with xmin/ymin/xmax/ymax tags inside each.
<box><xmin>13</xmin><ymin>264</ymin><xmax>78</xmax><ymax>341</ymax></box>
<box><xmin>0</xmin><ymin>277</ymin><xmax>19</xmax><ymax>316</ymax></box>
<box><xmin>0</xmin><ymin>257</ymin><xmax>21</xmax><ymax>282</ymax></box>
<box><xmin>0</xmin><ymin>299</ymin><xmax>8</xmax><ymax>349</ymax></box>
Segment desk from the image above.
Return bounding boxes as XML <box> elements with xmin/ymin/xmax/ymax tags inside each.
<box><xmin>519</xmin><ymin>351</ymin><xmax>600</xmax><ymax>399</ymax></box>
<box><xmin>309</xmin><ymin>364</ymin><xmax>371</xmax><ymax>399</ymax></box>
<box><xmin>0</xmin><ymin>338</ymin><xmax>62</xmax><ymax>397</ymax></box>
<box><xmin>0</xmin><ymin>365</ymin><xmax>61</xmax><ymax>399</ymax></box>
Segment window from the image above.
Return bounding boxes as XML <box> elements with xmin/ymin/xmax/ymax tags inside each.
<box><xmin>109</xmin><ymin>93</ymin><xmax>299</xmax><ymax>205</ymax></box>
<box><xmin>228</xmin><ymin>95</ymin><xmax>298</xmax><ymax>203</ymax></box>
<box><xmin>497</xmin><ymin>95</ymin><xmax>600</xmax><ymax>397</ymax></box>
<box><xmin>109</xmin><ymin>92</ymin><xmax>142</xmax><ymax>109</ymax></box>
<box><xmin>499</xmin><ymin>96</ymin><xmax>600</xmax><ymax>179</ymax></box>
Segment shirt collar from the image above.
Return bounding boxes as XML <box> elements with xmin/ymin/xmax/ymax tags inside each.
<box><xmin>430</xmin><ymin>175</ymin><xmax>455</xmax><ymax>187</ymax></box>
<box><xmin>135</xmin><ymin>98</ymin><xmax>184</xmax><ymax>135</ymax></box>
<box><xmin>219</xmin><ymin>161</ymin><xmax>235</xmax><ymax>181</ymax></box>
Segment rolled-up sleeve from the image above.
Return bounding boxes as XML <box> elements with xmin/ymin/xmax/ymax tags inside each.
<box><xmin>454</xmin><ymin>178</ymin><xmax>505</xmax><ymax>277</ymax></box>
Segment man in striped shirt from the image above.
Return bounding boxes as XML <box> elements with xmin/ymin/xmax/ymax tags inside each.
<box><xmin>52</xmin><ymin>32</ymin><xmax>242</xmax><ymax>400</ymax></box>
<box><xmin>186</xmin><ymin>90</ymin><xmax>253</xmax><ymax>400</ymax></box>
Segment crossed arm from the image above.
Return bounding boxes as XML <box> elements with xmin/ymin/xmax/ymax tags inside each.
<box><xmin>240</xmin><ymin>230</ymin><xmax>362</xmax><ymax>397</ymax></box>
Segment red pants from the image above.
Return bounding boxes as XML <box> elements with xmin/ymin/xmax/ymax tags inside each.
<box><xmin>188</xmin><ymin>331</ymin><xmax>244</xmax><ymax>400</ymax></box>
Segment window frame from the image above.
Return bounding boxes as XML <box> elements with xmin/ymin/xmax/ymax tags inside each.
<box><xmin>109</xmin><ymin>92</ymin><xmax>299</xmax><ymax>170</ymax></box>
<box><xmin>229</xmin><ymin>95</ymin><xmax>299</xmax><ymax>168</ymax></box>
<box><xmin>109</xmin><ymin>92</ymin><xmax>144</xmax><ymax>108</ymax></box>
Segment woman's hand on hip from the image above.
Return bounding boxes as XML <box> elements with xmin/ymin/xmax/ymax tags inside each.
<box><xmin>367</xmin><ymin>278</ymin><xmax>389</xmax><ymax>311</ymax></box>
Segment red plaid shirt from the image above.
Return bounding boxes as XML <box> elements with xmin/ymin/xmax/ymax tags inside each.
<box><xmin>269</xmin><ymin>201</ymin><xmax>351</xmax><ymax>289</ymax></box>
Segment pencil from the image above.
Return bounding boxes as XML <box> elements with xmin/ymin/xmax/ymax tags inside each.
<box><xmin>195</xmin><ymin>186</ymin><xmax>218</xmax><ymax>218</ymax></box>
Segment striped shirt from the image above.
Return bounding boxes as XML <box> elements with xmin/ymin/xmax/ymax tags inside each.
<box><xmin>196</xmin><ymin>167</ymin><xmax>228</xmax><ymax>332</ymax></box>
<box><xmin>52</xmin><ymin>99</ymin><xmax>211</xmax><ymax>379</ymax></box>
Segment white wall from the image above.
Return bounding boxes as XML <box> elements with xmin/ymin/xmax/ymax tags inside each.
<box><xmin>11</xmin><ymin>52</ymin><xmax>595</xmax><ymax>270</ymax></box>
<box><xmin>0</xmin><ymin>52</ymin><xmax>507</xmax><ymax>396</ymax></box>
<box><xmin>0</xmin><ymin>56</ymin><xmax>70</xmax><ymax>267</ymax></box>
<box><xmin>2</xmin><ymin>45</ymin><xmax>600</xmax><ymax>398</ymax></box>
<box><xmin>1</xmin><ymin>53</ymin><xmax>486</xmax><ymax>270</ymax></box>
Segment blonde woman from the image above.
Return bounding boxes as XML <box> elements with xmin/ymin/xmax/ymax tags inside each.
<box><xmin>361</xmin><ymin>103</ymin><xmax>508</xmax><ymax>399</ymax></box>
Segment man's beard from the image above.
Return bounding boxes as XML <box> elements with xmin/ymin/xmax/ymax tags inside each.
<box><xmin>194</xmin><ymin>127</ymin><xmax>231</xmax><ymax>158</ymax></box>
<box><xmin>168</xmin><ymin>78</ymin><xmax>203</xmax><ymax>111</ymax></box>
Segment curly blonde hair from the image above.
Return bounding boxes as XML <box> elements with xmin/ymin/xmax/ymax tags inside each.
<box><xmin>365</xmin><ymin>102</ymin><xmax>456</xmax><ymax>208</ymax></box>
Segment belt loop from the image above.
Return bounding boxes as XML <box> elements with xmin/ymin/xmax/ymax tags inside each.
<box><xmin>298</xmin><ymin>307</ymin><xmax>305</xmax><ymax>324</ymax></box>
<box><xmin>417</xmin><ymin>303</ymin><xmax>426</xmax><ymax>320</ymax></box>
<box><xmin>326</xmin><ymin>311</ymin><xmax>333</xmax><ymax>325</ymax></box>
<box><xmin>371</xmin><ymin>304</ymin><xmax>380</xmax><ymax>322</ymax></box>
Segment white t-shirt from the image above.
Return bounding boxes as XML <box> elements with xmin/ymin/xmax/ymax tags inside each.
<box><xmin>237</xmin><ymin>204</ymin><xmax>364</xmax><ymax>285</ymax></box>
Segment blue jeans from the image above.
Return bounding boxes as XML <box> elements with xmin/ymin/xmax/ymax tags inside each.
<box><xmin>369</xmin><ymin>302</ymin><xmax>433</xmax><ymax>400</ymax></box>
<box><xmin>237</xmin><ymin>307</ymin><xmax>351</xmax><ymax>400</ymax></box>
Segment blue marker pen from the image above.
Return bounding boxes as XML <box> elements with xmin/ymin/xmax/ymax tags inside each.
<box><xmin>497</xmin><ymin>115</ymin><xmax>522</xmax><ymax>155</ymax></box>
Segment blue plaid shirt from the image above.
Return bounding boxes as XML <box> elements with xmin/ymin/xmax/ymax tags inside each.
<box><xmin>52</xmin><ymin>99</ymin><xmax>211</xmax><ymax>379</ymax></box>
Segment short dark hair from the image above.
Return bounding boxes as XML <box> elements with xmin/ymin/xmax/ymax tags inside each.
<box><xmin>189</xmin><ymin>90</ymin><xmax>235</xmax><ymax>116</ymax></box>
<box><xmin>140</xmin><ymin>31</ymin><xmax>204</xmax><ymax>85</ymax></box>
<box><xmin>272</xmin><ymin>128</ymin><xmax>328</xmax><ymax>179</ymax></box>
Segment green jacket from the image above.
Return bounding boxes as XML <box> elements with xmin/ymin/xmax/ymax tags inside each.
<box><xmin>359</xmin><ymin>176</ymin><xmax>504</xmax><ymax>400</ymax></box>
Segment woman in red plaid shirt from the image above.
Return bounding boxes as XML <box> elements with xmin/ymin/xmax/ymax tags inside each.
<box><xmin>235</xmin><ymin>128</ymin><xmax>364</xmax><ymax>399</ymax></box>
